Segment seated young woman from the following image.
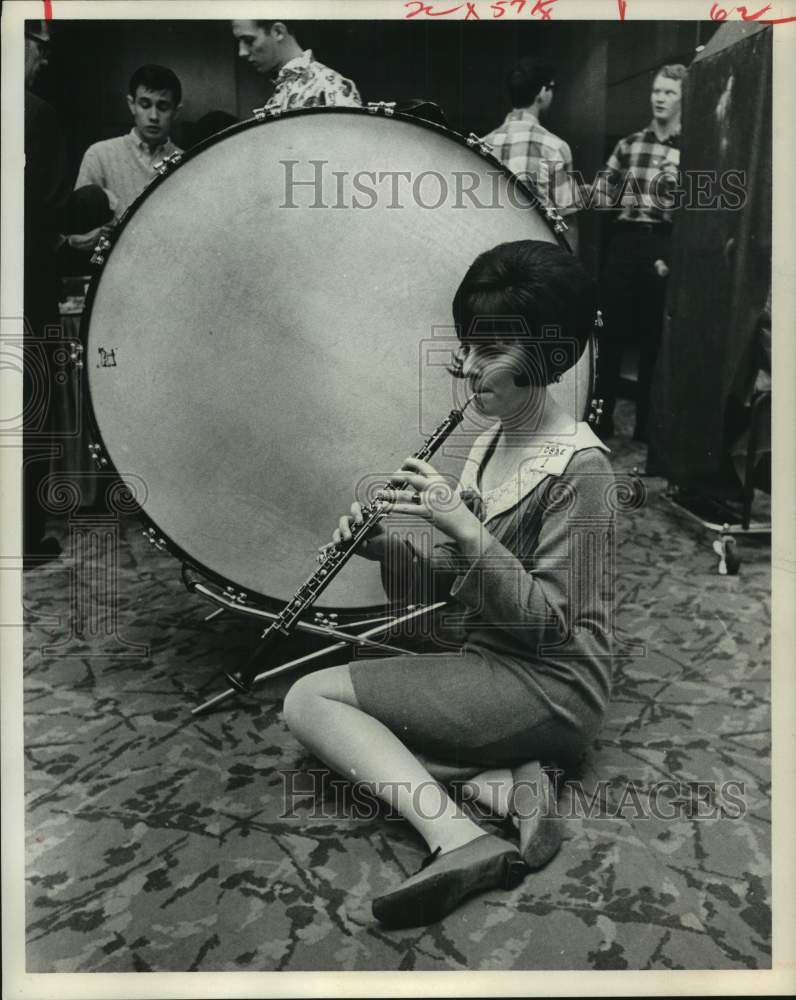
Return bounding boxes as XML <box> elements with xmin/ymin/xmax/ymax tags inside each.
<box><xmin>281</xmin><ymin>240</ymin><xmax>615</xmax><ymax>929</ymax></box>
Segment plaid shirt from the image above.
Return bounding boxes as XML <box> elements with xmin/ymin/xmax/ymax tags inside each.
<box><xmin>482</xmin><ymin>108</ymin><xmax>579</xmax><ymax>216</ymax></box>
<box><xmin>265</xmin><ymin>50</ymin><xmax>361</xmax><ymax>113</ymax></box>
<box><xmin>594</xmin><ymin>123</ymin><xmax>680</xmax><ymax>223</ymax></box>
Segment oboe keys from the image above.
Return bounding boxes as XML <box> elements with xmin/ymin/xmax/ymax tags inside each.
<box><xmin>316</xmin><ymin>541</ymin><xmax>337</xmax><ymax>564</ymax></box>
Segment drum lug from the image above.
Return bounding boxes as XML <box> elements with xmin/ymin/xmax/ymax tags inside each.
<box><xmin>88</xmin><ymin>442</ymin><xmax>109</xmax><ymax>468</ymax></box>
<box><xmin>367</xmin><ymin>101</ymin><xmax>396</xmax><ymax>117</ymax></box>
<box><xmin>153</xmin><ymin>151</ymin><xmax>183</xmax><ymax>175</ymax></box>
<box><xmin>142</xmin><ymin>526</ymin><xmax>168</xmax><ymax>552</ymax></box>
<box><xmin>252</xmin><ymin>105</ymin><xmax>283</xmax><ymax>122</ymax></box>
<box><xmin>544</xmin><ymin>205</ymin><xmax>569</xmax><ymax>234</ymax></box>
<box><xmin>223</xmin><ymin>585</ymin><xmax>249</xmax><ymax>605</ymax></box>
<box><xmin>314</xmin><ymin>611</ymin><xmax>339</xmax><ymax>629</ymax></box>
<box><xmin>588</xmin><ymin>398</ymin><xmax>605</xmax><ymax>426</ymax></box>
<box><xmin>466</xmin><ymin>133</ymin><xmax>493</xmax><ymax>156</ymax></box>
<box><xmin>68</xmin><ymin>341</ymin><xmax>85</xmax><ymax>370</ymax></box>
<box><xmin>90</xmin><ymin>234</ymin><xmax>112</xmax><ymax>266</ymax></box>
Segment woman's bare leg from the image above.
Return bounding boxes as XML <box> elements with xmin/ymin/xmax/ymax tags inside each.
<box><xmin>418</xmin><ymin>757</ymin><xmax>554</xmax><ymax>830</ymax></box>
<box><xmin>282</xmin><ymin>664</ymin><xmax>485</xmax><ymax>855</ymax></box>
<box><xmin>414</xmin><ymin>755</ymin><xmax>515</xmax><ymax>818</ymax></box>
<box><xmin>444</xmin><ymin>761</ymin><xmax>563</xmax><ymax>870</ymax></box>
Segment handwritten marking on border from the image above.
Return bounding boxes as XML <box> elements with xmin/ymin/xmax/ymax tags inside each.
<box><xmin>710</xmin><ymin>1</ymin><xmax>796</xmax><ymax>21</ymax></box>
<box><xmin>401</xmin><ymin>0</ymin><xmax>794</xmax><ymax>21</ymax></box>
<box><xmin>404</xmin><ymin>0</ymin><xmax>558</xmax><ymax>17</ymax></box>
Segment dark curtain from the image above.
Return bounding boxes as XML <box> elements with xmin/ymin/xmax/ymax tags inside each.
<box><xmin>649</xmin><ymin>22</ymin><xmax>772</xmax><ymax>492</ymax></box>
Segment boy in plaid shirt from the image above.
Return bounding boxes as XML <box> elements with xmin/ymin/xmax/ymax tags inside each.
<box><xmin>483</xmin><ymin>58</ymin><xmax>580</xmax><ymax>253</ymax></box>
<box><xmin>593</xmin><ymin>64</ymin><xmax>687</xmax><ymax>446</ymax></box>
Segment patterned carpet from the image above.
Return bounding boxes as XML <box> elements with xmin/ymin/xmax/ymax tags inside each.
<box><xmin>22</xmin><ymin>403</ymin><xmax>771</xmax><ymax>972</ymax></box>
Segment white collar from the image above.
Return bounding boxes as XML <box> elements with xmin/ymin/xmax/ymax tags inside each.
<box><xmin>128</xmin><ymin>127</ymin><xmax>173</xmax><ymax>157</ymax></box>
<box><xmin>459</xmin><ymin>421</ymin><xmax>609</xmax><ymax>524</ymax></box>
<box><xmin>277</xmin><ymin>49</ymin><xmax>315</xmax><ymax>78</ymax></box>
<box><xmin>505</xmin><ymin>107</ymin><xmax>540</xmax><ymax>126</ymax></box>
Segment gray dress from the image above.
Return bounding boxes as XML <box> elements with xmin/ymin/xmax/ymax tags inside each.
<box><xmin>349</xmin><ymin>422</ymin><xmax>615</xmax><ymax>770</ymax></box>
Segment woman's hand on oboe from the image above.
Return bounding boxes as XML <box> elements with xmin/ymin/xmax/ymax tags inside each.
<box><xmin>377</xmin><ymin>456</ymin><xmax>482</xmax><ymax>551</ymax></box>
<box><xmin>331</xmin><ymin>501</ymin><xmax>389</xmax><ymax>561</ymax></box>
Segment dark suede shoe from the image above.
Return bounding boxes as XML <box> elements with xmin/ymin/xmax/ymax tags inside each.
<box><xmin>372</xmin><ymin>832</ymin><xmax>526</xmax><ymax>929</ymax></box>
<box><xmin>508</xmin><ymin>761</ymin><xmax>563</xmax><ymax>870</ymax></box>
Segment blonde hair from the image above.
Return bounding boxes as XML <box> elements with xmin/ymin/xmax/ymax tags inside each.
<box><xmin>656</xmin><ymin>63</ymin><xmax>688</xmax><ymax>82</ymax></box>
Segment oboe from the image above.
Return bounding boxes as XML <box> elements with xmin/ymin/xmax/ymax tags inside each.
<box><xmin>225</xmin><ymin>394</ymin><xmax>475</xmax><ymax>694</ymax></box>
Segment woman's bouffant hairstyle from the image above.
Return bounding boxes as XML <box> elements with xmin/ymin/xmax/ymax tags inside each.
<box><xmin>450</xmin><ymin>240</ymin><xmax>596</xmax><ymax>387</ymax></box>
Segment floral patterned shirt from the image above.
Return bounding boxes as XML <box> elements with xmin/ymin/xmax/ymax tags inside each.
<box><xmin>264</xmin><ymin>49</ymin><xmax>361</xmax><ymax>113</ymax></box>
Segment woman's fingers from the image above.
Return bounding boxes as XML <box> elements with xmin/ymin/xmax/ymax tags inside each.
<box><xmin>388</xmin><ymin>502</ymin><xmax>431</xmax><ymax>519</ymax></box>
<box><xmin>338</xmin><ymin>514</ymin><xmax>354</xmax><ymax>541</ymax></box>
<box><xmin>385</xmin><ymin>472</ymin><xmax>428</xmax><ymax>492</ymax></box>
<box><xmin>401</xmin><ymin>456</ymin><xmax>437</xmax><ymax>476</ymax></box>
<box><xmin>336</xmin><ymin>504</ymin><xmax>378</xmax><ymax>539</ymax></box>
<box><xmin>388</xmin><ymin>457</ymin><xmax>438</xmax><ymax>483</ymax></box>
<box><xmin>378</xmin><ymin>488</ymin><xmax>420</xmax><ymax>505</ymax></box>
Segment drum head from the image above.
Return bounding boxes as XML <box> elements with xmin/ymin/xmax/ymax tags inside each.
<box><xmin>86</xmin><ymin>109</ymin><xmax>590</xmax><ymax>608</ymax></box>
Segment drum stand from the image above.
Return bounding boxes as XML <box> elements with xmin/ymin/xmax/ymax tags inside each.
<box><xmin>662</xmin><ymin>485</ymin><xmax>770</xmax><ymax>576</ymax></box>
<box><xmin>187</xmin><ymin>571</ymin><xmax>444</xmax><ymax>716</ymax></box>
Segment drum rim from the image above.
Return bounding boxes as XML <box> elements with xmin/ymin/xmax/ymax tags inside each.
<box><xmin>80</xmin><ymin>105</ymin><xmax>575</xmax><ymax>613</ymax></box>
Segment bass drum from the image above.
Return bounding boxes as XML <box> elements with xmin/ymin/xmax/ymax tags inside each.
<box><xmin>85</xmin><ymin>108</ymin><xmax>593</xmax><ymax>611</ymax></box>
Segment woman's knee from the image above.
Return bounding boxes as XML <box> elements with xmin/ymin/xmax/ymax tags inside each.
<box><xmin>283</xmin><ymin>672</ymin><xmax>320</xmax><ymax>733</ymax></box>
<box><xmin>282</xmin><ymin>664</ymin><xmax>357</xmax><ymax>733</ymax></box>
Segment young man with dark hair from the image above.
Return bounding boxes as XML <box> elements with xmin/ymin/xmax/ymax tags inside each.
<box><xmin>231</xmin><ymin>19</ymin><xmax>361</xmax><ymax>111</ymax></box>
<box><xmin>482</xmin><ymin>57</ymin><xmax>580</xmax><ymax>253</ymax></box>
<box><xmin>70</xmin><ymin>64</ymin><xmax>183</xmax><ymax>240</ymax></box>
<box><xmin>592</xmin><ymin>64</ymin><xmax>687</xmax><ymax>444</ymax></box>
